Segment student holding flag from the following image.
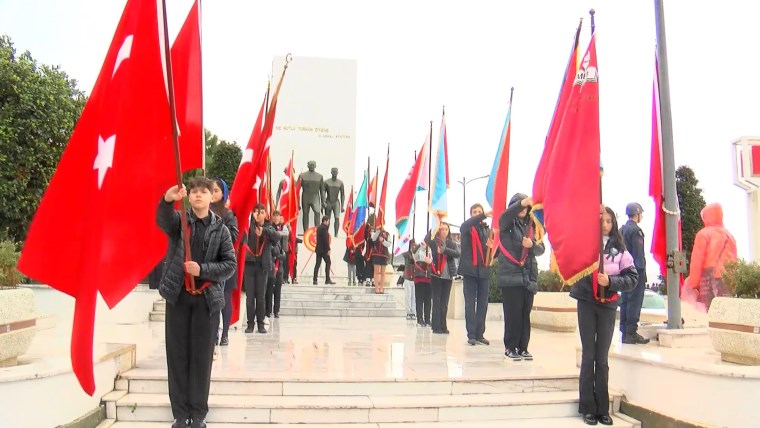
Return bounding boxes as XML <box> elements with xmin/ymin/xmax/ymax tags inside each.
<box><xmin>496</xmin><ymin>194</ymin><xmax>544</xmax><ymax>361</ymax></box>
<box><xmin>425</xmin><ymin>223</ymin><xmax>460</xmax><ymax>334</ymax></box>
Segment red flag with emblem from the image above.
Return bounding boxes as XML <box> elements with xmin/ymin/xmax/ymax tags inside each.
<box><xmin>17</xmin><ymin>0</ymin><xmax>173</xmax><ymax>395</ymax></box>
<box><xmin>542</xmin><ymin>34</ymin><xmax>600</xmax><ymax>285</ymax></box>
<box><xmin>342</xmin><ymin>188</ymin><xmax>354</xmax><ymax>236</ymax></box>
<box><xmin>170</xmin><ymin>0</ymin><xmax>203</xmax><ymax>172</ymax></box>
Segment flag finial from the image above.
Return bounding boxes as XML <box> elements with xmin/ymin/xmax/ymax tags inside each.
<box><xmin>589</xmin><ymin>9</ymin><xmax>596</xmax><ymax>34</ymax></box>
<box><xmin>285</xmin><ymin>53</ymin><xmax>293</xmax><ymax>68</ymax></box>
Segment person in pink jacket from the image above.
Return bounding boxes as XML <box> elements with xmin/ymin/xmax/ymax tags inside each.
<box><xmin>684</xmin><ymin>203</ymin><xmax>737</xmax><ymax>310</ymax></box>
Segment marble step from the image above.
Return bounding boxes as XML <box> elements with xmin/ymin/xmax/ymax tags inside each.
<box><xmin>277</xmin><ymin>307</ymin><xmax>407</xmax><ymax>317</ymax></box>
<box><xmin>278</xmin><ymin>300</ymin><xmax>397</xmax><ymax>309</ymax></box>
<box><xmin>149</xmin><ymin>311</ymin><xmax>164</xmax><ymax>322</ymax></box>
<box><xmin>119</xmin><ymin>369</ymin><xmax>579</xmax><ymax>396</ymax></box>
<box><xmin>113</xmin><ymin>391</ymin><xmax>623</xmax><ymax>424</ymax></box>
<box><xmin>106</xmin><ymin>414</ymin><xmax>640</xmax><ymax>427</ymax></box>
<box><xmin>284</xmin><ymin>285</ymin><xmax>402</xmax><ymax>294</ymax></box>
<box><xmin>280</xmin><ymin>292</ymin><xmax>396</xmax><ymax>302</ymax></box>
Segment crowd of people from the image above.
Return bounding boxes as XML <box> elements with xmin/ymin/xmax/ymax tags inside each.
<box><xmin>149</xmin><ymin>177</ymin><xmax>738</xmax><ymax>428</ymax></box>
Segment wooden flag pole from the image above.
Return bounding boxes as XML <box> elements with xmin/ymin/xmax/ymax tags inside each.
<box><xmin>161</xmin><ymin>0</ymin><xmax>196</xmax><ymax>292</ymax></box>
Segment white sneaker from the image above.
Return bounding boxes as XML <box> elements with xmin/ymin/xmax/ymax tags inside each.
<box><xmin>264</xmin><ymin>317</ymin><xmax>271</xmax><ymax>326</ymax></box>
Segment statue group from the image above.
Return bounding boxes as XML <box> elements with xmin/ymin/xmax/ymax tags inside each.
<box><xmin>277</xmin><ymin>161</ymin><xmax>345</xmax><ymax>236</ymax></box>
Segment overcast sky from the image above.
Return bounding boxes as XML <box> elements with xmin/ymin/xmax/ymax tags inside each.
<box><xmin>3</xmin><ymin>0</ymin><xmax>758</xmax><ymax>279</ymax></box>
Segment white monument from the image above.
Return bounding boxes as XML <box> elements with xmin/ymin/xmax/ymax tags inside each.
<box><xmin>731</xmin><ymin>136</ymin><xmax>760</xmax><ymax>262</ymax></box>
<box><xmin>269</xmin><ymin>56</ymin><xmax>358</xmax><ymax>279</ymax></box>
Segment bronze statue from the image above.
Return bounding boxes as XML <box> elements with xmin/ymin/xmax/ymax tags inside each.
<box><xmin>322</xmin><ymin>167</ymin><xmax>345</xmax><ymax>236</ymax></box>
<box><xmin>298</xmin><ymin>160</ymin><xmax>324</xmax><ymax>231</ymax></box>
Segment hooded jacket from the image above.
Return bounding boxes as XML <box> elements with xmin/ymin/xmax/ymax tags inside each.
<box><xmin>496</xmin><ymin>193</ymin><xmax>545</xmax><ymax>288</ymax></box>
<box><xmin>458</xmin><ymin>213</ymin><xmax>492</xmax><ymax>279</ymax></box>
<box><xmin>685</xmin><ymin>203</ymin><xmax>738</xmax><ymax>289</ymax></box>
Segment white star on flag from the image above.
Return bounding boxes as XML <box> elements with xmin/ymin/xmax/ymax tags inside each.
<box><xmin>93</xmin><ymin>135</ymin><xmax>116</xmax><ymax>189</ymax></box>
<box><xmin>240</xmin><ymin>148</ymin><xmax>253</xmax><ymax>166</ymax></box>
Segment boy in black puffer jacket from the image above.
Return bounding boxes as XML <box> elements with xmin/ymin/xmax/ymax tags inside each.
<box><xmin>157</xmin><ymin>178</ymin><xmax>236</xmax><ymax>428</ymax></box>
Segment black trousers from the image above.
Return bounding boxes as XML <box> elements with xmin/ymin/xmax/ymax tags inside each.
<box><xmin>431</xmin><ymin>277</ymin><xmax>452</xmax><ymax>332</ymax></box>
<box><xmin>415</xmin><ymin>281</ymin><xmax>432</xmax><ymax>324</ymax></box>
<box><xmin>244</xmin><ymin>263</ymin><xmax>268</xmax><ymax>327</ymax></box>
<box><xmin>463</xmin><ymin>275</ymin><xmax>490</xmax><ymax>340</ymax></box>
<box><xmin>165</xmin><ymin>291</ymin><xmax>218</xmax><ymax>421</ymax></box>
<box><xmin>501</xmin><ymin>286</ymin><xmax>534</xmax><ymax>352</ymax></box>
<box><xmin>577</xmin><ymin>299</ymin><xmax>616</xmax><ymax>416</ymax></box>
<box><xmin>212</xmin><ymin>275</ymin><xmax>237</xmax><ymax>343</ymax></box>
<box><xmin>314</xmin><ymin>254</ymin><xmax>332</xmax><ymax>282</ymax></box>
<box><xmin>266</xmin><ymin>270</ymin><xmax>283</xmax><ymax>316</ymax></box>
<box><xmin>619</xmin><ymin>268</ymin><xmax>646</xmax><ymax>335</ymax></box>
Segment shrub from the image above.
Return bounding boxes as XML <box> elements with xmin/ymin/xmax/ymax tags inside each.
<box><xmin>722</xmin><ymin>259</ymin><xmax>760</xmax><ymax>299</ymax></box>
<box><xmin>538</xmin><ymin>270</ymin><xmax>565</xmax><ymax>292</ymax></box>
<box><xmin>0</xmin><ymin>241</ymin><xmax>23</xmax><ymax>288</ymax></box>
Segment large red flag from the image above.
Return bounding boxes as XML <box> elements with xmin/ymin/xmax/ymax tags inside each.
<box><xmin>342</xmin><ymin>188</ymin><xmax>354</xmax><ymax>235</ymax></box>
<box><xmin>377</xmin><ymin>146</ymin><xmax>390</xmax><ymax>229</ymax></box>
<box><xmin>395</xmin><ymin>135</ymin><xmax>430</xmax><ymax>235</ymax></box>
<box><xmin>17</xmin><ymin>0</ymin><xmax>172</xmax><ymax>395</ymax></box>
<box><xmin>229</xmin><ymin>66</ymin><xmax>288</xmax><ymax>324</ymax></box>
<box><xmin>170</xmin><ymin>0</ymin><xmax>203</xmax><ymax>172</ymax></box>
<box><xmin>533</xmin><ymin>19</ymin><xmax>583</xmax><ymax>215</ymax></box>
<box><xmin>542</xmin><ymin>34</ymin><xmax>600</xmax><ymax>285</ymax></box>
<box><xmin>368</xmin><ymin>169</ymin><xmax>378</xmax><ymax>208</ymax></box>
<box><xmin>649</xmin><ymin>54</ymin><xmax>684</xmax><ymax>292</ymax></box>
<box><xmin>229</xmin><ymin>95</ymin><xmax>265</xmax><ymax>247</ymax></box>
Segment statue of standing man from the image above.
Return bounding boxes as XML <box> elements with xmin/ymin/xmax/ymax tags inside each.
<box><xmin>323</xmin><ymin>167</ymin><xmax>345</xmax><ymax>237</ymax></box>
<box><xmin>298</xmin><ymin>160</ymin><xmax>324</xmax><ymax>232</ymax></box>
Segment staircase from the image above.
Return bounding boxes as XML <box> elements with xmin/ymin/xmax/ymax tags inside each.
<box><xmin>279</xmin><ymin>284</ymin><xmax>406</xmax><ymax>317</ymax></box>
<box><xmin>99</xmin><ymin>370</ymin><xmax>641</xmax><ymax>427</ymax></box>
<box><xmin>149</xmin><ymin>283</ymin><xmax>408</xmax><ymax>321</ymax></box>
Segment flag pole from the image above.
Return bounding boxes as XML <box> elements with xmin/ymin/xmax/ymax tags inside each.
<box><xmin>198</xmin><ymin>0</ymin><xmax>205</xmax><ymax>176</ymax></box>
<box><xmin>589</xmin><ymin>8</ymin><xmax>605</xmax><ymax>301</ymax></box>
<box><xmin>427</xmin><ymin>120</ymin><xmax>433</xmax><ymax>232</ymax></box>
<box><xmin>161</xmin><ymin>0</ymin><xmax>196</xmax><ymax>292</ymax></box>
<box><xmin>655</xmin><ymin>0</ymin><xmax>683</xmax><ymax>329</ymax></box>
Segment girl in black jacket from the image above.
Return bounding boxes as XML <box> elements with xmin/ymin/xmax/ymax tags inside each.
<box><xmin>425</xmin><ymin>223</ymin><xmax>461</xmax><ymax>334</ymax></box>
<box><xmin>497</xmin><ymin>193</ymin><xmax>545</xmax><ymax>361</ymax></box>
<box><xmin>570</xmin><ymin>205</ymin><xmax>638</xmax><ymax>426</ymax></box>
<box><xmin>211</xmin><ymin>178</ymin><xmax>238</xmax><ymax>347</ymax></box>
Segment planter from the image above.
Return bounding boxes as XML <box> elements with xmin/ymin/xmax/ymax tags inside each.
<box><xmin>0</xmin><ymin>287</ymin><xmax>38</xmax><ymax>367</ymax></box>
<box><xmin>708</xmin><ymin>296</ymin><xmax>760</xmax><ymax>365</ymax></box>
<box><xmin>530</xmin><ymin>292</ymin><xmax>577</xmax><ymax>332</ymax></box>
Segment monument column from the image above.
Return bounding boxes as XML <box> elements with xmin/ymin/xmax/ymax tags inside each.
<box><xmin>732</xmin><ymin>136</ymin><xmax>760</xmax><ymax>262</ymax></box>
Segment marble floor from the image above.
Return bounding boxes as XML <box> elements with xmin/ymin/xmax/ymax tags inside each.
<box><xmin>21</xmin><ymin>285</ymin><xmax>583</xmax><ymax>382</ymax></box>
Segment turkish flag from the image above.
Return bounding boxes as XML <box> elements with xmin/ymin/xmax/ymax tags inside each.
<box><xmin>17</xmin><ymin>0</ymin><xmax>173</xmax><ymax>395</ymax></box>
<box><xmin>542</xmin><ymin>34</ymin><xmax>600</xmax><ymax>285</ymax></box>
<box><xmin>171</xmin><ymin>0</ymin><xmax>203</xmax><ymax>172</ymax></box>
<box><xmin>228</xmin><ymin>68</ymin><xmax>288</xmax><ymax>324</ymax></box>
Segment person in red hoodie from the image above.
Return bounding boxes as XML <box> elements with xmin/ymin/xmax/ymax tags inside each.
<box><xmin>684</xmin><ymin>203</ymin><xmax>737</xmax><ymax>311</ymax></box>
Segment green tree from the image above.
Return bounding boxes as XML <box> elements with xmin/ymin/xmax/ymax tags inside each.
<box><xmin>207</xmin><ymin>140</ymin><xmax>242</xmax><ymax>188</ymax></box>
<box><xmin>676</xmin><ymin>165</ymin><xmax>706</xmax><ymax>268</ymax></box>
<box><xmin>181</xmin><ymin>128</ymin><xmax>224</xmax><ymax>181</ymax></box>
<box><xmin>0</xmin><ymin>35</ymin><xmax>86</xmax><ymax>244</ymax></box>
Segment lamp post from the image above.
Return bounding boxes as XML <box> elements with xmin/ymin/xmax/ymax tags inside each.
<box><xmin>457</xmin><ymin>175</ymin><xmax>490</xmax><ymax>223</ymax></box>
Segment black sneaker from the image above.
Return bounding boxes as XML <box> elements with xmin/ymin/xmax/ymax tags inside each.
<box><xmin>257</xmin><ymin>325</ymin><xmax>267</xmax><ymax>334</ymax></box>
<box><xmin>442</xmin><ymin>329</ymin><xmax>450</xmax><ymax>334</ymax></box>
<box><xmin>583</xmin><ymin>414</ymin><xmax>598</xmax><ymax>425</ymax></box>
<box><xmin>219</xmin><ymin>336</ymin><xmax>229</xmax><ymax>346</ymax></box>
<box><xmin>313</xmin><ymin>279</ymin><xmax>318</xmax><ymax>285</ymax></box>
<box><xmin>520</xmin><ymin>350</ymin><xmax>533</xmax><ymax>361</ymax></box>
<box><xmin>504</xmin><ymin>349</ymin><xmax>522</xmax><ymax>361</ymax></box>
<box><xmin>476</xmin><ymin>338</ymin><xmax>490</xmax><ymax>346</ymax></box>
<box><xmin>190</xmin><ymin>418</ymin><xmax>207</xmax><ymax>428</ymax></box>
<box><xmin>244</xmin><ymin>325</ymin><xmax>254</xmax><ymax>334</ymax></box>
<box><xmin>623</xmin><ymin>333</ymin><xmax>650</xmax><ymax>344</ymax></box>
<box><xmin>171</xmin><ymin>419</ymin><xmax>190</xmax><ymax>428</ymax></box>
<box><xmin>274</xmin><ymin>313</ymin><xmax>280</xmax><ymax>318</ymax></box>
<box><xmin>325</xmin><ymin>279</ymin><xmax>336</xmax><ymax>285</ymax></box>
<box><xmin>467</xmin><ymin>338</ymin><xmax>477</xmax><ymax>346</ymax></box>
<box><xmin>597</xmin><ymin>414</ymin><xmax>613</xmax><ymax>426</ymax></box>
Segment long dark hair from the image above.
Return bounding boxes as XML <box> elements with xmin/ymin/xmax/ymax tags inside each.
<box><xmin>211</xmin><ymin>177</ymin><xmax>230</xmax><ymax>218</ymax></box>
<box><xmin>604</xmin><ymin>206</ymin><xmax>626</xmax><ymax>253</ymax></box>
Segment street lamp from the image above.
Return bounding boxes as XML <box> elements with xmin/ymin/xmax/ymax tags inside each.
<box><xmin>457</xmin><ymin>175</ymin><xmax>490</xmax><ymax>223</ymax></box>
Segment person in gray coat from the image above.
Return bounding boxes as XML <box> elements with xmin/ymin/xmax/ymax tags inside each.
<box><xmin>496</xmin><ymin>193</ymin><xmax>545</xmax><ymax>361</ymax></box>
<box><xmin>425</xmin><ymin>223</ymin><xmax>461</xmax><ymax>334</ymax></box>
